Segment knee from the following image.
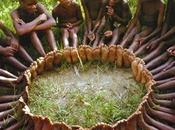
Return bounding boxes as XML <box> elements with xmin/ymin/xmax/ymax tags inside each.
<box><xmin>113</xmin><ymin>29</ymin><xmax>119</xmax><ymax>35</ymax></box>
<box><xmin>30</xmin><ymin>32</ymin><xmax>38</xmax><ymax>39</ymax></box>
<box><xmin>61</xmin><ymin>30</ymin><xmax>69</xmax><ymax>38</ymax></box>
<box><xmin>30</xmin><ymin>32</ymin><xmax>42</xmax><ymax>44</ymax></box>
<box><xmin>70</xmin><ymin>32</ymin><xmax>77</xmax><ymax>39</ymax></box>
<box><xmin>45</xmin><ymin>29</ymin><xmax>53</xmax><ymax>34</ymax></box>
<box><xmin>134</xmin><ymin>34</ymin><xmax>140</xmax><ymax>40</ymax></box>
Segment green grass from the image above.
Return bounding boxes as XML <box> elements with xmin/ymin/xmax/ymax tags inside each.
<box><xmin>29</xmin><ymin>63</ymin><xmax>146</xmax><ymax>127</ymax></box>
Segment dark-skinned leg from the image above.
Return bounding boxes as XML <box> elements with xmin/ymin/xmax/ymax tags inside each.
<box><xmin>163</xmin><ymin>60</ymin><xmax>175</xmax><ymax>71</ymax></box>
<box><xmin>18</xmin><ymin>46</ymin><xmax>33</xmax><ymax>64</ymax></box>
<box><xmin>93</xmin><ymin>18</ymin><xmax>106</xmax><ymax>48</ymax></box>
<box><xmin>156</xmin><ymin>77</ymin><xmax>175</xmax><ymax>86</ymax></box>
<box><xmin>98</xmin><ymin>36</ymin><xmax>105</xmax><ymax>46</ymax></box>
<box><xmin>0</xmin><ymin>69</ymin><xmax>17</xmax><ymax>78</ymax></box>
<box><xmin>82</xmin><ymin>24</ymin><xmax>91</xmax><ymax>45</ymax></box>
<box><xmin>61</xmin><ymin>28</ymin><xmax>69</xmax><ymax>48</ymax></box>
<box><xmin>153</xmin><ymin>66</ymin><xmax>175</xmax><ymax>80</ymax></box>
<box><xmin>120</xmin><ymin>27</ymin><xmax>137</xmax><ymax>48</ymax></box>
<box><xmin>112</xmin><ymin>26</ymin><xmax>126</xmax><ymax>45</ymax></box>
<box><xmin>109</xmin><ymin>29</ymin><xmax>119</xmax><ymax>45</ymax></box>
<box><xmin>146</xmin><ymin>52</ymin><xmax>169</xmax><ymax>70</ymax></box>
<box><xmin>144</xmin><ymin>37</ymin><xmax>175</xmax><ymax>63</ymax></box>
<box><xmin>4</xmin><ymin>57</ymin><xmax>27</xmax><ymax>71</ymax></box>
<box><xmin>135</xmin><ymin>36</ymin><xmax>158</xmax><ymax>56</ymax></box>
<box><xmin>70</xmin><ymin>31</ymin><xmax>78</xmax><ymax>48</ymax></box>
<box><xmin>45</xmin><ymin>29</ymin><xmax>57</xmax><ymax>51</ymax></box>
<box><xmin>129</xmin><ymin>27</ymin><xmax>153</xmax><ymax>52</ymax></box>
<box><xmin>150</xmin><ymin>57</ymin><xmax>174</xmax><ymax>75</ymax></box>
<box><xmin>93</xmin><ymin>33</ymin><xmax>100</xmax><ymax>48</ymax></box>
<box><xmin>70</xmin><ymin>26</ymin><xmax>79</xmax><ymax>48</ymax></box>
<box><xmin>30</xmin><ymin>32</ymin><xmax>46</xmax><ymax>57</ymax></box>
<box><xmin>143</xmin><ymin>42</ymin><xmax>164</xmax><ymax>63</ymax></box>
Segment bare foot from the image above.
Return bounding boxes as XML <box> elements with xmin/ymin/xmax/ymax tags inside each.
<box><xmin>85</xmin><ymin>45</ymin><xmax>93</xmax><ymax>61</ymax></box>
<box><xmin>63</xmin><ymin>47</ymin><xmax>72</xmax><ymax>63</ymax></box>
<box><xmin>101</xmin><ymin>45</ymin><xmax>109</xmax><ymax>63</ymax></box>
<box><xmin>93</xmin><ymin>46</ymin><xmax>101</xmax><ymax>61</ymax></box>
<box><xmin>54</xmin><ymin>50</ymin><xmax>62</xmax><ymax>65</ymax></box>
<box><xmin>45</xmin><ymin>52</ymin><xmax>54</xmax><ymax>70</ymax></box>
<box><xmin>71</xmin><ymin>48</ymin><xmax>79</xmax><ymax>63</ymax></box>
<box><xmin>78</xmin><ymin>45</ymin><xmax>87</xmax><ymax>62</ymax></box>
<box><xmin>108</xmin><ymin>45</ymin><xmax>116</xmax><ymax>63</ymax></box>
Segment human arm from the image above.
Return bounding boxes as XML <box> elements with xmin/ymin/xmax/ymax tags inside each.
<box><xmin>0</xmin><ymin>69</ymin><xmax>17</xmax><ymax>78</ymax></box>
<box><xmin>107</xmin><ymin>2</ymin><xmax>132</xmax><ymax>25</ymax></box>
<box><xmin>34</xmin><ymin>3</ymin><xmax>56</xmax><ymax>31</ymax></box>
<box><xmin>0</xmin><ymin>76</ymin><xmax>18</xmax><ymax>84</ymax></box>
<box><xmin>0</xmin><ymin>45</ymin><xmax>16</xmax><ymax>57</ymax></box>
<box><xmin>63</xmin><ymin>4</ymin><xmax>84</xmax><ymax>29</ymax></box>
<box><xmin>11</xmin><ymin>9</ymin><xmax>46</xmax><ymax>35</ymax></box>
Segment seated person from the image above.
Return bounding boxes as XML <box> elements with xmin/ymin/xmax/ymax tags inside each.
<box><xmin>11</xmin><ymin>0</ymin><xmax>57</xmax><ymax>57</ymax></box>
<box><xmin>81</xmin><ymin>0</ymin><xmax>107</xmax><ymax>47</ymax></box>
<box><xmin>52</xmin><ymin>0</ymin><xmax>83</xmax><ymax>48</ymax></box>
<box><xmin>121</xmin><ymin>0</ymin><xmax>164</xmax><ymax>52</ymax></box>
<box><xmin>0</xmin><ymin>21</ymin><xmax>33</xmax><ymax>71</ymax></box>
<box><xmin>142</xmin><ymin>0</ymin><xmax>175</xmax><ymax>63</ymax></box>
<box><xmin>98</xmin><ymin>0</ymin><xmax>132</xmax><ymax>46</ymax></box>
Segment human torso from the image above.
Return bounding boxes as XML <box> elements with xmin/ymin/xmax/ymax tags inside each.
<box><xmin>54</xmin><ymin>2</ymin><xmax>80</xmax><ymax>24</ymax></box>
<box><xmin>17</xmin><ymin>4</ymin><xmax>41</xmax><ymax>23</ymax></box>
<box><xmin>84</xmin><ymin>0</ymin><xmax>107</xmax><ymax>21</ymax></box>
<box><xmin>110</xmin><ymin>2</ymin><xmax>124</xmax><ymax>26</ymax></box>
<box><xmin>167</xmin><ymin>0</ymin><xmax>175</xmax><ymax>27</ymax></box>
<box><xmin>140</xmin><ymin>0</ymin><xmax>160</xmax><ymax>27</ymax></box>
<box><xmin>113</xmin><ymin>2</ymin><xmax>123</xmax><ymax>18</ymax></box>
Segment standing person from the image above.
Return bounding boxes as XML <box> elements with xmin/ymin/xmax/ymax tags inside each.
<box><xmin>11</xmin><ymin>0</ymin><xmax>57</xmax><ymax>57</ymax></box>
<box><xmin>52</xmin><ymin>0</ymin><xmax>83</xmax><ymax>48</ymax></box>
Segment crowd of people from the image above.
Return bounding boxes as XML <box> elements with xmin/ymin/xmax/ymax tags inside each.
<box><xmin>0</xmin><ymin>0</ymin><xmax>175</xmax><ymax>129</ymax></box>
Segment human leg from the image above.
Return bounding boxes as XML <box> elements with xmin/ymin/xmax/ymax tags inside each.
<box><xmin>129</xmin><ymin>27</ymin><xmax>153</xmax><ymax>52</ymax></box>
<box><xmin>60</xmin><ymin>28</ymin><xmax>69</xmax><ymax>48</ymax></box>
<box><xmin>120</xmin><ymin>27</ymin><xmax>137</xmax><ymax>48</ymax></box>
<box><xmin>45</xmin><ymin>29</ymin><xmax>57</xmax><ymax>51</ymax></box>
<box><xmin>30</xmin><ymin>32</ymin><xmax>46</xmax><ymax>57</ymax></box>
